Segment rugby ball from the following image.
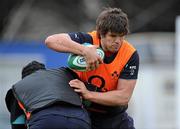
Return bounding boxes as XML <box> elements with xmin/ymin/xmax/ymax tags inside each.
<box><xmin>67</xmin><ymin>43</ymin><xmax>104</xmax><ymax>71</ymax></box>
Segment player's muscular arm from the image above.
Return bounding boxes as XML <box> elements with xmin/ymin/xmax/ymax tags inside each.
<box><xmin>86</xmin><ymin>79</ymin><xmax>136</xmax><ymax>106</ymax></box>
<box><xmin>45</xmin><ymin>33</ymin><xmax>86</xmax><ymax>56</ymax></box>
<box><xmin>70</xmin><ymin>79</ymin><xmax>136</xmax><ymax>106</ymax></box>
<box><xmin>45</xmin><ymin>33</ymin><xmax>103</xmax><ymax>70</ymax></box>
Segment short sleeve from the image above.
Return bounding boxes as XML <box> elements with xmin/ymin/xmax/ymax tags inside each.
<box><xmin>119</xmin><ymin>51</ymin><xmax>139</xmax><ymax>79</ymax></box>
<box><xmin>68</xmin><ymin>32</ymin><xmax>93</xmax><ymax>44</ymax></box>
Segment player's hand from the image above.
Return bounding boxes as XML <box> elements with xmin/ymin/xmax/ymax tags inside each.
<box><xmin>69</xmin><ymin>79</ymin><xmax>90</xmax><ymax>99</ymax></box>
<box><xmin>83</xmin><ymin>45</ymin><xmax>103</xmax><ymax>71</ymax></box>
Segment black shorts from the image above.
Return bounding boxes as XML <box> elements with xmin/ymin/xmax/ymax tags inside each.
<box><xmin>90</xmin><ymin>111</ymin><xmax>135</xmax><ymax>129</ymax></box>
<box><xmin>27</xmin><ymin>105</ymin><xmax>91</xmax><ymax>129</ymax></box>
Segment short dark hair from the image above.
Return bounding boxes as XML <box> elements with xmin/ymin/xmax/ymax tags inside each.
<box><xmin>21</xmin><ymin>61</ymin><xmax>46</xmax><ymax>79</ymax></box>
<box><xmin>96</xmin><ymin>7</ymin><xmax>129</xmax><ymax>37</ymax></box>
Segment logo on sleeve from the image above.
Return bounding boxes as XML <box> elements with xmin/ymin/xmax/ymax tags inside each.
<box><xmin>75</xmin><ymin>34</ymin><xmax>79</xmax><ymax>39</ymax></box>
<box><xmin>129</xmin><ymin>66</ymin><xmax>136</xmax><ymax>76</ymax></box>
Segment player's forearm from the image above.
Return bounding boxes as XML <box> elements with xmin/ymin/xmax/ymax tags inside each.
<box><xmin>45</xmin><ymin>34</ymin><xmax>86</xmax><ymax>56</ymax></box>
<box><xmin>85</xmin><ymin>90</ymin><xmax>130</xmax><ymax>106</ymax></box>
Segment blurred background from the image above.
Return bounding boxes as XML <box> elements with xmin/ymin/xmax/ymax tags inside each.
<box><xmin>0</xmin><ymin>0</ymin><xmax>180</xmax><ymax>129</ymax></box>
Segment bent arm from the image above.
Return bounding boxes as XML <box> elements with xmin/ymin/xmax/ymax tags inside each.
<box><xmin>84</xmin><ymin>79</ymin><xmax>136</xmax><ymax>106</ymax></box>
<box><xmin>70</xmin><ymin>78</ymin><xmax>137</xmax><ymax>106</ymax></box>
<box><xmin>86</xmin><ymin>79</ymin><xmax>136</xmax><ymax>106</ymax></box>
<box><xmin>45</xmin><ymin>33</ymin><xmax>86</xmax><ymax>56</ymax></box>
<box><xmin>45</xmin><ymin>33</ymin><xmax>103</xmax><ymax>70</ymax></box>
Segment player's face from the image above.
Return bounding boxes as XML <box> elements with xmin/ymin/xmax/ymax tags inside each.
<box><xmin>100</xmin><ymin>32</ymin><xmax>124</xmax><ymax>53</ymax></box>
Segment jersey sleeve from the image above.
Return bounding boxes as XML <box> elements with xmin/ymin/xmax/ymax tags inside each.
<box><xmin>119</xmin><ymin>51</ymin><xmax>139</xmax><ymax>79</ymax></box>
<box><xmin>68</xmin><ymin>32</ymin><xmax>93</xmax><ymax>44</ymax></box>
